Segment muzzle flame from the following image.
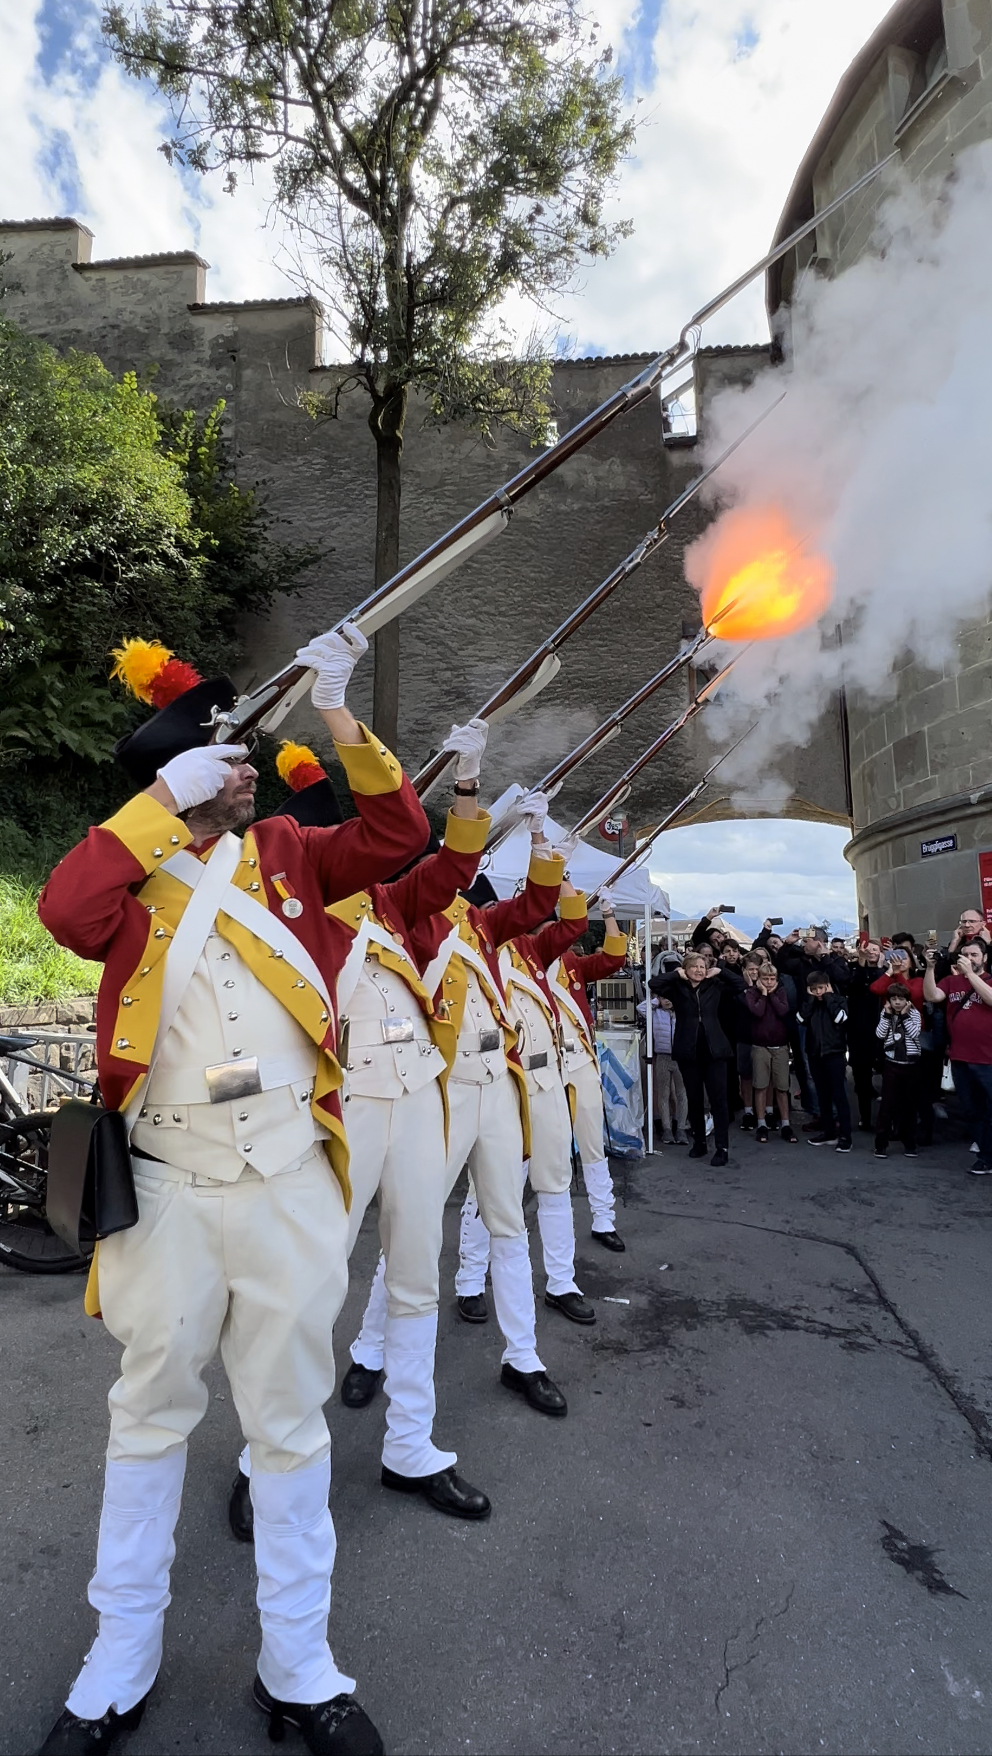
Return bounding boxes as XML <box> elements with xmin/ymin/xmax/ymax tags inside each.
<box><xmin>698</xmin><ymin>506</ymin><xmax>834</xmax><ymax>642</ymax></box>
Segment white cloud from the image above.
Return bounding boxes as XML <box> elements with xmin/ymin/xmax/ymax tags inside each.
<box><xmin>650</xmin><ymin>818</ymin><xmax>858</xmax><ymax>933</ymax></box>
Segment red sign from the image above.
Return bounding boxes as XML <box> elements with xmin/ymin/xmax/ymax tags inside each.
<box><xmin>600</xmin><ymin>815</ymin><xmax>629</xmax><ymax>845</ymax></box>
<box><xmin>980</xmin><ymin>850</ymin><xmax>992</xmax><ymax>929</ymax></box>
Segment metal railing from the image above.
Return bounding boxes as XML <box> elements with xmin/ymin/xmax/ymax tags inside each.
<box><xmin>0</xmin><ymin>1031</ymin><xmax>98</xmax><ymax>1116</ymax></box>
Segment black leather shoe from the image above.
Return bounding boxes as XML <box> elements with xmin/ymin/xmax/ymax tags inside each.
<box><xmin>229</xmin><ymin>1470</ymin><xmax>254</xmax><ymax>1544</ymax></box>
<box><xmin>456</xmin><ymin>1293</ymin><xmax>489</xmax><ymax>1324</ymax></box>
<box><xmin>381</xmin><ymin>1463</ymin><xmax>491</xmax><ymax>1520</ymax></box>
<box><xmin>592</xmin><ymin>1229</ymin><xmax>625</xmax><ymax>1252</ymax></box>
<box><xmin>340</xmin><ymin>1362</ymin><xmax>383</xmax><ymax>1408</ymax></box>
<box><xmin>253</xmin><ymin>1676</ymin><xmax>383</xmax><ymax>1755</ymax></box>
<box><xmin>500</xmin><ymin>1362</ymin><xmax>567</xmax><ymax>1416</ymax></box>
<box><xmin>688</xmin><ymin>1142</ymin><xmax>708</xmax><ymax>1159</ymax></box>
<box><xmin>37</xmin><ymin>1695</ymin><xmax>149</xmax><ymax>1754</ymax></box>
<box><xmin>544</xmin><ymin>1290</ymin><xmax>596</xmax><ymax>1325</ymax></box>
<box><xmin>710</xmin><ymin>1148</ymin><xmax>729</xmax><ymax>1167</ymax></box>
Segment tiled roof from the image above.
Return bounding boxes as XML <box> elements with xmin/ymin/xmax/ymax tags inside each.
<box><xmin>190</xmin><ymin>296</ymin><xmax>318</xmax><ymax>312</ymax></box>
<box><xmin>75</xmin><ymin>251</ymin><xmax>209</xmax><ymax>270</ymax></box>
<box><xmin>0</xmin><ymin>216</ymin><xmax>93</xmax><ymax>234</ymax></box>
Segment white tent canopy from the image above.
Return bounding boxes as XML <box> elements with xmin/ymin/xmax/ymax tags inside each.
<box><xmin>479</xmin><ymin>797</ymin><xmax>669</xmax><ymax>921</ymax></box>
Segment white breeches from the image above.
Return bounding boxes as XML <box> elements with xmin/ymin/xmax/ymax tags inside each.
<box><xmin>444</xmin><ymin>1074</ymin><xmax>527</xmax><ymax>1236</ymax></box>
<box><xmin>569</xmin><ymin>1055</ymin><xmax>606</xmax><ymax>1165</ymax></box>
<box><xmin>344</xmin><ymin>1079</ymin><xmax>447</xmax><ymax>1317</ymax></box>
<box><xmin>457</xmin><ymin>1158</ymin><xmax>580</xmax><ymax>1301</ymax></box>
<box><xmin>525</xmin><ymin>1078</ymin><xmax>574</xmax><ymax>1194</ymax></box>
<box><xmin>99</xmin><ymin>1149</ymin><xmax>348</xmax><ymax>1473</ymax></box>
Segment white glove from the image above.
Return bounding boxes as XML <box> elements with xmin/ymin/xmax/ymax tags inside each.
<box><xmin>158</xmin><ymin>744</ymin><xmax>249</xmax><ymax>813</ymax></box>
<box><xmin>295</xmin><ymin>622</ymin><xmax>369</xmax><ymax>711</ymax></box>
<box><xmin>598</xmin><ymin>885</ymin><xmax>617</xmax><ymax>916</ymax></box>
<box><xmin>553</xmin><ymin>832</ymin><xmax>580</xmax><ymax>863</ymax></box>
<box><xmin>442</xmin><ymin>716</ymin><xmax>489</xmax><ymax>782</ymax></box>
<box><xmin>517</xmin><ymin>788</ymin><xmax>550</xmax><ymax>837</ymax></box>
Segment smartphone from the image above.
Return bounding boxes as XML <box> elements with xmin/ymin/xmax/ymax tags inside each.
<box><xmin>718</xmin><ymin>905</ymin><xmax>736</xmax><ymax>915</ymax></box>
<box><xmin>927</xmin><ymin>929</ymin><xmax>938</xmax><ymax>946</ymax></box>
<box><xmin>768</xmin><ymin>917</ymin><xmax>784</xmax><ymax>927</ymax></box>
<box><xmin>880</xmin><ymin>936</ymin><xmax>893</xmax><ymax>950</ymax></box>
<box><xmin>858</xmin><ymin>931</ymin><xmax>870</xmax><ymax>947</ymax></box>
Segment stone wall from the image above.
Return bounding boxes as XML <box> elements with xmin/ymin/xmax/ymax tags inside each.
<box><xmin>0</xmin><ymin>216</ymin><xmax>849</xmax><ymax>842</ymax></box>
<box><xmin>773</xmin><ymin>0</ymin><xmax>992</xmax><ymax>935</ymax></box>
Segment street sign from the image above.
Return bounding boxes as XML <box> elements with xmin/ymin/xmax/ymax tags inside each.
<box><xmin>600</xmin><ymin>816</ymin><xmax>629</xmax><ymax>844</ymax></box>
<box><xmin>921</xmin><ymin>833</ymin><xmax>957</xmax><ymax>858</ymax></box>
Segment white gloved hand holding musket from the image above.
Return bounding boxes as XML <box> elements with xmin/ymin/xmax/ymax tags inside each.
<box><xmin>295</xmin><ymin>622</ymin><xmax>369</xmax><ymax>710</ymax></box>
<box><xmin>442</xmin><ymin>716</ymin><xmax>489</xmax><ymax>782</ymax></box>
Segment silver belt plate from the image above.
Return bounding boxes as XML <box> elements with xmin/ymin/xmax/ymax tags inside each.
<box><xmin>204</xmin><ymin>1056</ymin><xmax>263</xmax><ymax>1104</ymax></box>
<box><xmin>381</xmin><ymin>1018</ymin><xmax>416</xmax><ymax>1044</ymax></box>
<box><xmin>563</xmin><ymin>1038</ymin><xmax>577</xmax><ymax>1054</ymax></box>
<box><xmin>525</xmin><ymin>1051</ymin><xmax>548</xmax><ymax>1071</ymax></box>
<box><xmin>479</xmin><ymin>1029</ymin><xmax>501</xmax><ymax>1053</ymax></box>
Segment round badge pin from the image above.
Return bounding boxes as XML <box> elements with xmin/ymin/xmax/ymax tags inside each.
<box><xmin>281</xmin><ymin>897</ymin><xmax>303</xmax><ymax>919</ymax></box>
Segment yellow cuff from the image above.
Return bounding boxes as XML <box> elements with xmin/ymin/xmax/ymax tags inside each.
<box><xmin>334</xmin><ymin>722</ymin><xmax>403</xmax><ymax>796</ymax></box>
<box><xmin>604</xmin><ymin>932</ymin><xmax>628</xmax><ymax>956</ymax></box>
<box><xmin>560</xmin><ymin>892</ymin><xmax>588</xmax><ymax>921</ymax></box>
<box><xmin>528</xmin><ymin>851</ymin><xmax>565</xmax><ymax>888</ymax></box>
<box><xmin>102</xmin><ymin>795</ymin><xmax>191</xmax><ymax>875</ymax></box>
<box><xmin>443</xmin><ymin>808</ymin><xmax>492</xmax><ymax>854</ymax></box>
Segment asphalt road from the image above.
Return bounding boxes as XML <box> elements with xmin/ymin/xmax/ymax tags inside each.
<box><xmin>4</xmin><ymin>1125</ymin><xmax>992</xmax><ymax>1756</ymax></box>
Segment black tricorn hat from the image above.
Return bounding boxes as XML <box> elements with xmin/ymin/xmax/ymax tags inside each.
<box><xmin>273</xmin><ymin>776</ymin><xmax>344</xmax><ymax>828</ymax></box>
<box><xmin>114</xmin><ymin>676</ymin><xmax>238</xmax><ymax>789</ymax></box>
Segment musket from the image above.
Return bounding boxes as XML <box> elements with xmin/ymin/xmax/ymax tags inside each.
<box><xmin>482</xmin><ymin>605</ymin><xmax>741</xmax><ymax>850</ymax></box>
<box><xmin>412</xmin><ymin>396</ymin><xmax>782</xmax><ymax>800</ymax></box>
<box><xmin>208</xmin><ymin>156</ymin><xmax>894</xmax><ymax>746</ymax></box>
<box><xmin>566</xmin><ymin>657</ymin><xmax>744</xmax><ymax>839</ymax></box>
<box><xmin>586</xmin><ymin>723</ymin><xmax>759</xmax><ymax>908</ymax></box>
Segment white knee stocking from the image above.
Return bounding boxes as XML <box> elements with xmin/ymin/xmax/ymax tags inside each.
<box><xmin>489</xmin><ymin>1232</ymin><xmax>544</xmax><ymax>1374</ymax></box>
<box><xmin>454</xmin><ymin>1193</ymin><xmax>492</xmax><ymax>1296</ymax></box>
<box><xmin>66</xmin><ymin>1447</ymin><xmax>187</xmax><ymax>1719</ymax></box>
<box><xmin>536</xmin><ymin>1190</ymin><xmax>580</xmax><ymax>1295</ymax></box>
<box><xmin>381</xmin><ymin>1310</ymin><xmax>457</xmax><ymax>1478</ymax></box>
<box><xmin>350</xmin><ymin>1253</ymin><xmax>387</xmax><ymax>1371</ymax></box>
<box><xmin>583</xmin><ymin>1156</ymin><xmax>616</xmax><ymax>1233</ymax></box>
<box><xmin>252</xmin><ymin>1456</ymin><xmax>355</xmax><ymax>1706</ymax></box>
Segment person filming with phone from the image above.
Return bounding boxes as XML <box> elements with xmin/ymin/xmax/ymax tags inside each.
<box><xmin>924</xmin><ymin>941</ymin><xmax>992</xmax><ymax>1175</ymax></box>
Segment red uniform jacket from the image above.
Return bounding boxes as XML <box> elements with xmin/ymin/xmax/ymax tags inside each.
<box><xmin>551</xmin><ymin>935</ymin><xmax>629</xmax><ymax>1051</ymax></box>
<box><xmin>38</xmin><ymin>728</ymin><xmax>430</xmax><ymax>1237</ymax></box>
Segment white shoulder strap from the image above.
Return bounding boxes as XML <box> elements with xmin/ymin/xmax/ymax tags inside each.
<box><xmin>335</xmin><ymin>914</ymin><xmax>374</xmax><ymax>1015</ymax></box>
<box><xmin>123</xmin><ymin>832</ymin><xmax>242</xmax><ymax>1130</ymax></box>
<box><xmin>421</xmin><ymin>924</ymin><xmax>463</xmax><ymax>1003</ymax></box>
<box><xmin>546</xmin><ymin>958</ymin><xmax>589</xmax><ymax>1035</ymax></box>
<box><xmin>502</xmin><ymin>948</ymin><xmax>560</xmax><ymax>1023</ymax></box>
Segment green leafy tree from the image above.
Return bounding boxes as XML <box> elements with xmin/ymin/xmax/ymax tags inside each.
<box><xmin>103</xmin><ymin>0</ymin><xmax>635</xmax><ymax>747</ymax></box>
<box><xmin>0</xmin><ymin>316</ymin><xmax>315</xmax><ymax>867</ymax></box>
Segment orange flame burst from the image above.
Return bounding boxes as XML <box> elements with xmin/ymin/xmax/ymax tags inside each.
<box><xmin>697</xmin><ymin>505</ymin><xmax>834</xmax><ymax>643</ymax></box>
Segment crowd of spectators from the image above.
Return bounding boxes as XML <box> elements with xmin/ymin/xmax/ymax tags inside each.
<box><xmin>640</xmin><ymin>904</ymin><xmax>992</xmax><ymax>1174</ymax></box>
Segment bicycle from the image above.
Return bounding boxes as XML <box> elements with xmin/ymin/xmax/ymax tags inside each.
<box><xmin>0</xmin><ymin>1032</ymin><xmax>98</xmax><ymax>1274</ymax></box>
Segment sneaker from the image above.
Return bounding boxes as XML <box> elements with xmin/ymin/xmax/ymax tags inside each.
<box><xmin>780</xmin><ymin>1124</ymin><xmax>798</xmax><ymax>1143</ymax></box>
<box><xmin>808</xmin><ymin>1133</ymin><xmax>839</xmax><ymax>1146</ymax></box>
<box><xmin>754</xmin><ymin>1124</ymin><xmax>769</xmax><ymax>1144</ymax></box>
<box><xmin>874</xmin><ymin>1148</ymin><xmax>888</xmax><ymax>1158</ymax></box>
<box><xmin>904</xmin><ymin>1149</ymin><xmax>918</xmax><ymax>1158</ymax></box>
<box><xmin>836</xmin><ymin>1138</ymin><xmax>853</xmax><ymax>1153</ymax></box>
<box><xmin>968</xmin><ymin>1159</ymin><xmax>990</xmax><ymax>1176</ymax></box>
<box><xmin>740</xmin><ymin>1110</ymin><xmax>756</xmax><ymax>1131</ymax></box>
<box><xmin>710</xmin><ymin>1147</ymin><xmax>729</xmax><ymax>1167</ymax></box>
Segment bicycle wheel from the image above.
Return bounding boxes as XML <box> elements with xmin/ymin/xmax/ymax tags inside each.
<box><xmin>0</xmin><ymin>1113</ymin><xmax>90</xmax><ymax>1274</ymax></box>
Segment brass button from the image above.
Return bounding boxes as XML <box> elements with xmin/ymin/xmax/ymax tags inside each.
<box><xmin>294</xmin><ymin>980</ymin><xmax>305</xmax><ymax>989</ymax></box>
<box><xmin>320</xmin><ymin>1012</ymin><xmax>329</xmax><ymax>1024</ymax></box>
<box><xmin>273</xmin><ymin>951</ymin><xmax>284</xmax><ymax>960</ymax></box>
<box><xmin>248</xmin><ymin>858</ymin><xmax>257</xmax><ymax>868</ymax></box>
<box><xmin>152</xmin><ymin>848</ymin><xmax>163</xmax><ymax>858</ymax></box>
<box><xmin>239</xmin><ymin>1111</ymin><xmax>249</xmax><ymax>1121</ymax></box>
<box><xmin>140</xmin><ymin>966</ymin><xmax>150</xmax><ymax>976</ymax></box>
<box><xmin>249</xmin><ymin>882</ymin><xmax>260</xmax><ymax>892</ymax></box>
<box><xmin>154</xmin><ymin>928</ymin><xmax>166</xmax><ymax>939</ymax></box>
<box><xmin>147</xmin><ymin>905</ymin><xmax>156</xmax><ymax>914</ymax></box>
<box><xmin>116</xmin><ymin>1038</ymin><xmax>130</xmax><ymax>1049</ymax></box>
<box><xmin>170</xmin><ymin>835</ymin><xmax>180</xmax><ymax>845</ymax></box>
<box><xmin>122</xmin><ymin>996</ymin><xmax>133</xmax><ymax>1007</ymax></box>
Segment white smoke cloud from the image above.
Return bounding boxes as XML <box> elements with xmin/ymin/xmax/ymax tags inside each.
<box><xmin>685</xmin><ymin>141</ymin><xmax>992</xmax><ymax>793</ymax></box>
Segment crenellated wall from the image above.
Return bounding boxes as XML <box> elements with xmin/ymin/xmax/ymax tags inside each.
<box><xmin>0</xmin><ymin>216</ymin><xmax>849</xmax><ymax>837</ymax></box>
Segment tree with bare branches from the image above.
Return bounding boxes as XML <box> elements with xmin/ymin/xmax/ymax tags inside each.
<box><xmin>104</xmin><ymin>0</ymin><xmax>634</xmax><ymax>745</ymax></box>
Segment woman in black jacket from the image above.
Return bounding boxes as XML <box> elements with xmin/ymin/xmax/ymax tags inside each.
<box><xmin>847</xmin><ymin>943</ymin><xmax>885</xmax><ymax>1129</ymax></box>
<box><xmin>651</xmin><ymin>951</ymin><xmax>746</xmax><ymax>1166</ymax></box>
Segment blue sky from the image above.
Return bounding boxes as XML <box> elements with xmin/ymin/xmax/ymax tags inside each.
<box><xmin>0</xmin><ymin>0</ymin><xmax>892</xmax><ymax>923</ymax></box>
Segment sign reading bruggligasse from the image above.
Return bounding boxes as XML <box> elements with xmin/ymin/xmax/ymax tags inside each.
<box><xmin>920</xmin><ymin>834</ymin><xmax>958</xmax><ymax>858</ymax></box>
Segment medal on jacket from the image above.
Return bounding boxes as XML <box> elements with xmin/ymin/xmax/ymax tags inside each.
<box><xmin>272</xmin><ymin>873</ymin><xmax>303</xmax><ymax>919</ymax></box>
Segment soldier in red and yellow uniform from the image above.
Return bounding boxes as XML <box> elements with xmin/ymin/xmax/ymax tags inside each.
<box><xmin>346</xmin><ymin>795</ymin><xmax>572</xmax><ymax>1419</ymax></box>
<box><xmin>457</xmin><ymin>878</ymin><xmax>598</xmax><ymax>1327</ymax></box>
<box><xmin>228</xmin><ymin>721</ymin><xmax>497</xmax><ymax>1535</ymax></box>
<box><xmin>35</xmin><ymin>626</ymin><xmax>411</xmax><ymax>1756</ymax></box>
<box><xmin>548</xmin><ymin>886</ymin><xmax>629</xmax><ymax>1251</ymax></box>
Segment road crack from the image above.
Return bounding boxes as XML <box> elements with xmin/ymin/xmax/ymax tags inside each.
<box><xmin>714</xmin><ymin>1583</ymin><xmax>795</xmax><ymax>1715</ymax></box>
